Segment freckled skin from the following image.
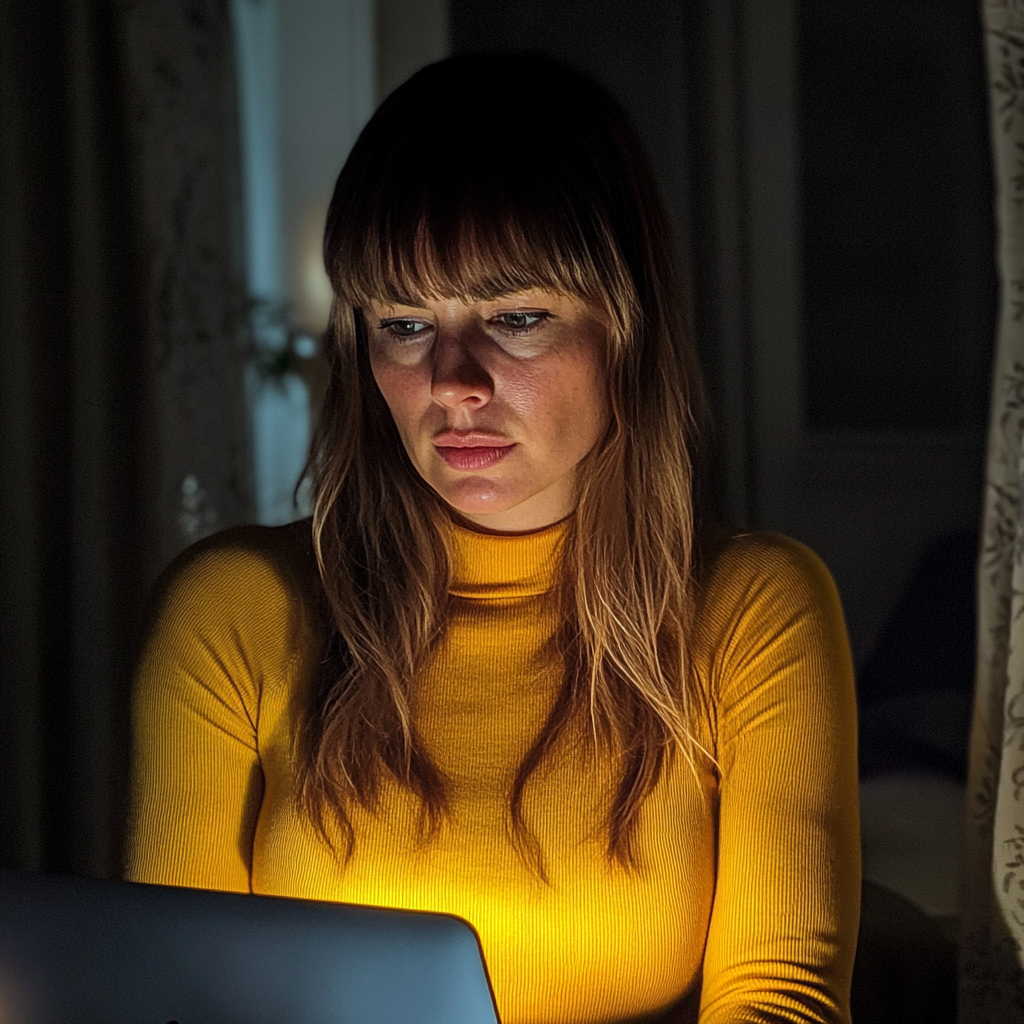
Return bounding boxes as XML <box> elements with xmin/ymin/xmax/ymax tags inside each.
<box><xmin>366</xmin><ymin>289</ymin><xmax>610</xmax><ymax>533</ymax></box>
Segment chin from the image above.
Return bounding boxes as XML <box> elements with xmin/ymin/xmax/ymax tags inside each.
<box><xmin>438</xmin><ymin>480</ymin><xmax>521</xmax><ymax>516</ymax></box>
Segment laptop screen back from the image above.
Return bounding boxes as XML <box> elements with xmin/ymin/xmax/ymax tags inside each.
<box><xmin>0</xmin><ymin>869</ymin><xmax>500</xmax><ymax>1024</ymax></box>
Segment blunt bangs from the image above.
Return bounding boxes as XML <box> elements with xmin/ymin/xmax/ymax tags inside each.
<box><xmin>323</xmin><ymin>54</ymin><xmax>645</xmax><ymax>339</ymax></box>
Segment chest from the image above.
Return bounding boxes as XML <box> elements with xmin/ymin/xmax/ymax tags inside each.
<box><xmin>248</xmin><ymin>597</ymin><xmax>718</xmax><ymax>1023</ymax></box>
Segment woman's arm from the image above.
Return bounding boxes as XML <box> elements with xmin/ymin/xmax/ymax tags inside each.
<box><xmin>697</xmin><ymin>533</ymin><xmax>861</xmax><ymax>1024</ymax></box>
<box><xmin>124</xmin><ymin>530</ymin><xmax>307</xmax><ymax>892</ymax></box>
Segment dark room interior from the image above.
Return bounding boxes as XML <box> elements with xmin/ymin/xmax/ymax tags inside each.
<box><xmin>0</xmin><ymin>0</ymin><xmax>1017</xmax><ymax>1021</ymax></box>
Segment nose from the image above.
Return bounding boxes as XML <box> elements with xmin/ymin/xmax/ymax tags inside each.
<box><xmin>430</xmin><ymin>330</ymin><xmax>494</xmax><ymax>412</ymax></box>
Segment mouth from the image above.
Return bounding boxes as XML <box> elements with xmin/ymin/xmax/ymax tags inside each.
<box><xmin>433</xmin><ymin>431</ymin><xmax>516</xmax><ymax>471</ymax></box>
<box><xmin>434</xmin><ymin>443</ymin><xmax>516</xmax><ymax>471</ymax></box>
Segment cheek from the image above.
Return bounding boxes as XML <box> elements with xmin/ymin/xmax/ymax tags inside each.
<box><xmin>528</xmin><ymin>362</ymin><xmax>608</xmax><ymax>458</ymax></box>
<box><xmin>564</xmin><ymin>381</ymin><xmax>609</xmax><ymax>453</ymax></box>
<box><xmin>369</xmin><ymin>358</ymin><xmax>424</xmax><ymax>429</ymax></box>
<box><xmin>565</xmin><ymin>348</ymin><xmax>608</xmax><ymax>427</ymax></box>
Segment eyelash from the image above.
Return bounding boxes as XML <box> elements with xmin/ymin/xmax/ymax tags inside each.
<box><xmin>494</xmin><ymin>311</ymin><xmax>550</xmax><ymax>336</ymax></box>
<box><xmin>377</xmin><ymin>311</ymin><xmax>551</xmax><ymax>342</ymax></box>
<box><xmin>377</xmin><ymin>318</ymin><xmax>429</xmax><ymax>340</ymax></box>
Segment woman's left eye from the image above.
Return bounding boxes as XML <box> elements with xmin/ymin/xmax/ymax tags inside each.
<box><xmin>493</xmin><ymin>311</ymin><xmax>548</xmax><ymax>332</ymax></box>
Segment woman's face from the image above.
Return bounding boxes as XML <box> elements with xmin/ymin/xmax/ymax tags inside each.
<box><xmin>365</xmin><ymin>288</ymin><xmax>609</xmax><ymax>532</ymax></box>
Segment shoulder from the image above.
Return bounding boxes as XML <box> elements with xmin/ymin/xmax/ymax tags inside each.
<box><xmin>692</xmin><ymin>525</ymin><xmax>850</xmax><ymax>682</ymax></box>
<box><xmin>696</xmin><ymin>525</ymin><xmax>839</xmax><ymax>613</ymax></box>
<box><xmin>143</xmin><ymin>519</ymin><xmax>321</xmax><ymax>664</ymax></box>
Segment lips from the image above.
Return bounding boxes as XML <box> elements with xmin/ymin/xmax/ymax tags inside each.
<box><xmin>433</xmin><ymin>431</ymin><xmax>516</xmax><ymax>471</ymax></box>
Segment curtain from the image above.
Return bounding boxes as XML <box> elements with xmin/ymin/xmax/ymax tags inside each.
<box><xmin>960</xmin><ymin>2</ymin><xmax>1024</xmax><ymax>1019</ymax></box>
<box><xmin>0</xmin><ymin>0</ymin><xmax>252</xmax><ymax>880</ymax></box>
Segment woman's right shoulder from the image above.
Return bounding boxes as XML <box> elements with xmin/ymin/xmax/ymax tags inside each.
<box><xmin>133</xmin><ymin>522</ymin><xmax>323</xmax><ymax>761</ymax></box>
<box><xmin>144</xmin><ymin>519</ymin><xmax>322</xmax><ymax>659</ymax></box>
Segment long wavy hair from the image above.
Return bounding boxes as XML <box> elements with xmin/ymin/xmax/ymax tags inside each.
<box><xmin>299</xmin><ymin>53</ymin><xmax>709</xmax><ymax>872</ymax></box>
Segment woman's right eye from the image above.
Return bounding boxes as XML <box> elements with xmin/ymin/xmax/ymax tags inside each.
<box><xmin>379</xmin><ymin>318</ymin><xmax>431</xmax><ymax>340</ymax></box>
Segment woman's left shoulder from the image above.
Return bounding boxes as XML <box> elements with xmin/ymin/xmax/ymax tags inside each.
<box><xmin>694</xmin><ymin>524</ymin><xmax>845</xmax><ymax>633</ymax></box>
<box><xmin>691</xmin><ymin>525</ymin><xmax>853</xmax><ymax>712</ymax></box>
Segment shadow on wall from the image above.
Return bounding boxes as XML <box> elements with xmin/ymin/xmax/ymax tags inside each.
<box><xmin>853</xmin><ymin>880</ymin><xmax>956</xmax><ymax>1024</ymax></box>
<box><xmin>857</xmin><ymin>526</ymin><xmax>977</xmax><ymax>782</ymax></box>
<box><xmin>856</xmin><ymin>527</ymin><xmax>976</xmax><ymax>923</ymax></box>
<box><xmin>852</xmin><ymin>526</ymin><xmax>976</xmax><ymax>1023</ymax></box>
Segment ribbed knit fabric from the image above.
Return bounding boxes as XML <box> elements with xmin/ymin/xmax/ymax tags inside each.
<box><xmin>125</xmin><ymin>519</ymin><xmax>859</xmax><ymax>1024</ymax></box>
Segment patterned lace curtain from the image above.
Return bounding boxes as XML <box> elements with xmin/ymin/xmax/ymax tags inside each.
<box><xmin>0</xmin><ymin>0</ymin><xmax>252</xmax><ymax>879</ymax></box>
<box><xmin>961</xmin><ymin>2</ymin><xmax>1024</xmax><ymax>1018</ymax></box>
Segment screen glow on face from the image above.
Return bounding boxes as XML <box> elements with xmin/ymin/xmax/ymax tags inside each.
<box><xmin>366</xmin><ymin>289</ymin><xmax>610</xmax><ymax>532</ymax></box>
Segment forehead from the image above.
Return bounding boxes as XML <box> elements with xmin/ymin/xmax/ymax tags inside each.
<box><xmin>343</xmin><ymin>208</ymin><xmax>611</xmax><ymax>307</ymax></box>
<box><xmin>352</xmin><ymin>264</ymin><xmax>577</xmax><ymax>309</ymax></box>
<box><xmin>365</xmin><ymin>288</ymin><xmax>583</xmax><ymax>311</ymax></box>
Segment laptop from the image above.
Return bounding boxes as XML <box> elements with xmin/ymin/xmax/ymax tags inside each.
<box><xmin>0</xmin><ymin>869</ymin><xmax>500</xmax><ymax>1024</ymax></box>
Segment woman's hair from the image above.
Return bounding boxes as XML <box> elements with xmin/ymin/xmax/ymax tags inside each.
<box><xmin>300</xmin><ymin>53</ymin><xmax>708</xmax><ymax>872</ymax></box>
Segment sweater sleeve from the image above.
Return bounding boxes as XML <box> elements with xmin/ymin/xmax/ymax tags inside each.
<box><xmin>123</xmin><ymin>528</ymin><xmax>309</xmax><ymax>893</ymax></box>
<box><xmin>696</xmin><ymin>533</ymin><xmax>860</xmax><ymax>1024</ymax></box>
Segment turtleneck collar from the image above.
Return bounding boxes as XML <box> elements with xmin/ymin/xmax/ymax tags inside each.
<box><xmin>448</xmin><ymin>517</ymin><xmax>568</xmax><ymax>599</ymax></box>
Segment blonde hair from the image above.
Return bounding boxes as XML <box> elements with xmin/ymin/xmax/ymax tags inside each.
<box><xmin>300</xmin><ymin>54</ymin><xmax>708</xmax><ymax>871</ymax></box>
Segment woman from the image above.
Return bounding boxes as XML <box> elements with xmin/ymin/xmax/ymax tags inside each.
<box><xmin>126</xmin><ymin>54</ymin><xmax>859</xmax><ymax>1024</ymax></box>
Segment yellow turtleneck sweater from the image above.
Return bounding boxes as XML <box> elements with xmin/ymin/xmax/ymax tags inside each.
<box><xmin>125</xmin><ymin>519</ymin><xmax>859</xmax><ymax>1024</ymax></box>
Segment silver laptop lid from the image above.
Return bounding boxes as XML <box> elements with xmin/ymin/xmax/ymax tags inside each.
<box><xmin>0</xmin><ymin>869</ymin><xmax>500</xmax><ymax>1024</ymax></box>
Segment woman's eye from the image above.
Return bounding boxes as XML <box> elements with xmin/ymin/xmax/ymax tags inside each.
<box><xmin>493</xmin><ymin>311</ymin><xmax>548</xmax><ymax>332</ymax></box>
<box><xmin>380</xmin><ymin>318</ymin><xmax>430</xmax><ymax>340</ymax></box>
